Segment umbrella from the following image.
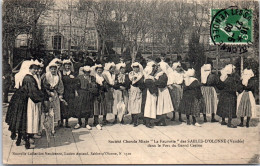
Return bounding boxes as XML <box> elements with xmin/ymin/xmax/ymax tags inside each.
<box><xmin>117</xmin><ymin>100</ymin><xmax>126</xmax><ymax>122</ymax></box>
<box><xmin>43</xmin><ymin>98</ymin><xmax>67</xmax><ymax>147</ymax></box>
<box><xmin>43</xmin><ymin>108</ymin><xmax>54</xmax><ymax>147</ymax></box>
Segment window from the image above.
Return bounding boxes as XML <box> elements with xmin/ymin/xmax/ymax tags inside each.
<box><xmin>52</xmin><ymin>35</ymin><xmax>62</xmax><ymax>50</ymax></box>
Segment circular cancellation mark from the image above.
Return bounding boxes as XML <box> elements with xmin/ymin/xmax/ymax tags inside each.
<box><xmin>210</xmin><ymin>6</ymin><xmax>253</xmax><ymax>45</ymax></box>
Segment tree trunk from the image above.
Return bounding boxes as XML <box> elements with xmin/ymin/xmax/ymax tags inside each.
<box><xmin>132</xmin><ymin>45</ymin><xmax>135</xmax><ymax>63</ymax></box>
<box><xmin>83</xmin><ymin>10</ymin><xmax>89</xmax><ymax>51</ymax></box>
<box><xmin>240</xmin><ymin>55</ymin><xmax>243</xmax><ymax>75</ymax></box>
<box><xmin>9</xmin><ymin>39</ymin><xmax>15</xmax><ymax>69</ymax></box>
<box><xmin>3</xmin><ymin>34</ymin><xmax>9</xmax><ymax>62</ymax></box>
<box><xmin>169</xmin><ymin>42</ymin><xmax>172</xmax><ymax>62</ymax></box>
<box><xmin>120</xmin><ymin>41</ymin><xmax>124</xmax><ymax>55</ymax></box>
<box><xmin>165</xmin><ymin>35</ymin><xmax>168</xmax><ymax>54</ymax></box>
<box><xmin>101</xmin><ymin>39</ymin><xmax>105</xmax><ymax>61</ymax></box>
<box><xmin>68</xmin><ymin>1</ymin><xmax>72</xmax><ymax>58</ymax></box>
<box><xmin>131</xmin><ymin>36</ymin><xmax>137</xmax><ymax>63</ymax></box>
<box><xmin>216</xmin><ymin>46</ymin><xmax>219</xmax><ymax>74</ymax></box>
<box><xmin>152</xmin><ymin>27</ymin><xmax>154</xmax><ymax>59</ymax></box>
<box><xmin>68</xmin><ymin>39</ymin><xmax>71</xmax><ymax>57</ymax></box>
<box><xmin>31</xmin><ymin>20</ymin><xmax>37</xmax><ymax>55</ymax></box>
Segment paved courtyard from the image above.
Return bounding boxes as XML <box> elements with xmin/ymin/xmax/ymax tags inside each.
<box><xmin>2</xmin><ymin>101</ymin><xmax>260</xmax><ymax>164</ymax></box>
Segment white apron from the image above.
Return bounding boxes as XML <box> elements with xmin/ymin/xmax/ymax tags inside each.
<box><xmin>201</xmin><ymin>86</ymin><xmax>218</xmax><ymax>114</ymax></box>
<box><xmin>144</xmin><ymin>89</ymin><xmax>157</xmax><ymax>119</ymax></box>
<box><xmin>128</xmin><ymin>85</ymin><xmax>142</xmax><ymax>114</ymax></box>
<box><xmin>113</xmin><ymin>89</ymin><xmax>128</xmax><ymax>115</ymax></box>
<box><xmin>237</xmin><ymin>91</ymin><xmax>256</xmax><ymax>118</ymax></box>
<box><xmin>27</xmin><ymin>98</ymin><xmax>40</xmax><ymax>134</ymax></box>
<box><xmin>156</xmin><ymin>87</ymin><xmax>173</xmax><ymax>115</ymax></box>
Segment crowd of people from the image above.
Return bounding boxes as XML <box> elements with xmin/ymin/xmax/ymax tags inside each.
<box><xmin>5</xmin><ymin>53</ymin><xmax>257</xmax><ymax>149</ymax></box>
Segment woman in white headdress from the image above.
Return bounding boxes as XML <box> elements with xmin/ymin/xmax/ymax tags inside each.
<box><xmin>14</xmin><ymin>60</ymin><xmax>34</xmax><ymax>89</ymax></box>
<box><xmin>34</xmin><ymin>60</ymin><xmax>45</xmax><ymax>136</ymax></box>
<box><xmin>168</xmin><ymin>62</ymin><xmax>185</xmax><ymax>122</ymax></box>
<box><xmin>200</xmin><ymin>64</ymin><xmax>219</xmax><ymax>123</ymax></box>
<box><xmin>34</xmin><ymin>60</ymin><xmax>44</xmax><ymax>82</ymax></box>
<box><xmin>60</xmin><ymin>59</ymin><xmax>78</xmax><ymax>128</ymax></box>
<box><xmin>25</xmin><ymin>60</ymin><xmax>45</xmax><ymax>144</ymax></box>
<box><xmin>92</xmin><ymin>64</ymin><xmax>106</xmax><ymax>130</ymax></box>
<box><xmin>102</xmin><ymin>62</ymin><xmax>116</xmax><ymax>124</ymax></box>
<box><xmin>41</xmin><ymin>61</ymin><xmax>64</xmax><ymax>134</ymax></box>
<box><xmin>236</xmin><ymin>68</ymin><xmax>256</xmax><ymax>128</ymax></box>
<box><xmin>128</xmin><ymin>62</ymin><xmax>144</xmax><ymax>127</ymax></box>
<box><xmin>143</xmin><ymin>62</ymin><xmax>158</xmax><ymax>128</ymax></box>
<box><xmin>178</xmin><ymin>68</ymin><xmax>204</xmax><ymax>127</ymax></box>
<box><xmin>49</xmin><ymin>58</ymin><xmax>63</xmax><ymax>77</ymax></box>
<box><xmin>141</xmin><ymin>61</ymin><xmax>156</xmax><ymax>120</ymax></box>
<box><xmin>26</xmin><ymin>60</ymin><xmax>44</xmax><ymax>139</ymax></box>
<box><xmin>216</xmin><ymin>64</ymin><xmax>239</xmax><ymax>128</ymax></box>
<box><xmin>112</xmin><ymin>62</ymin><xmax>130</xmax><ymax>124</ymax></box>
<box><xmin>154</xmin><ymin>62</ymin><xmax>174</xmax><ymax>126</ymax></box>
<box><xmin>74</xmin><ymin>66</ymin><xmax>96</xmax><ymax>130</ymax></box>
<box><xmin>5</xmin><ymin>60</ymin><xmax>44</xmax><ymax>149</ymax></box>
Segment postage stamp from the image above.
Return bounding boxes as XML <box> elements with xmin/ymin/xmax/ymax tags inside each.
<box><xmin>210</xmin><ymin>8</ymin><xmax>253</xmax><ymax>45</ymax></box>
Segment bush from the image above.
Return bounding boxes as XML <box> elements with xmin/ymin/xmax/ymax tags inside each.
<box><xmin>187</xmin><ymin>32</ymin><xmax>206</xmax><ymax>78</ymax></box>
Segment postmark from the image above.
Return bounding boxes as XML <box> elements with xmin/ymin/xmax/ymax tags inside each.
<box><xmin>210</xmin><ymin>7</ymin><xmax>253</xmax><ymax>45</ymax></box>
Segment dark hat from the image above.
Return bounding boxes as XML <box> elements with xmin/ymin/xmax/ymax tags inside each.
<box><xmin>155</xmin><ymin>57</ymin><xmax>161</xmax><ymax>63</ymax></box>
<box><xmin>161</xmin><ymin>53</ymin><xmax>166</xmax><ymax>57</ymax></box>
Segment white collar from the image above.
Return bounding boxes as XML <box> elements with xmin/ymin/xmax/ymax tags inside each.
<box><xmin>184</xmin><ymin>77</ymin><xmax>197</xmax><ymax>86</ymax></box>
<box><xmin>64</xmin><ymin>70</ymin><xmax>71</xmax><ymax>75</ymax></box>
<box><xmin>95</xmin><ymin>73</ymin><xmax>104</xmax><ymax>85</ymax></box>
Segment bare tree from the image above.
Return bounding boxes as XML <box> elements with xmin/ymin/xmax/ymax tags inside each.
<box><xmin>89</xmin><ymin>0</ymin><xmax>113</xmax><ymax>60</ymax></box>
<box><xmin>108</xmin><ymin>1</ymin><xmax>129</xmax><ymax>55</ymax></box>
<box><xmin>75</xmin><ymin>0</ymin><xmax>93</xmax><ymax>51</ymax></box>
<box><xmin>123</xmin><ymin>0</ymin><xmax>155</xmax><ymax>62</ymax></box>
<box><xmin>155</xmin><ymin>0</ymin><xmax>192</xmax><ymax>56</ymax></box>
<box><xmin>2</xmin><ymin>0</ymin><xmax>54</xmax><ymax>67</ymax></box>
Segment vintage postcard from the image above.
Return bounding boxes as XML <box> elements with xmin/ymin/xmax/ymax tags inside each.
<box><xmin>2</xmin><ymin>0</ymin><xmax>259</xmax><ymax>164</ymax></box>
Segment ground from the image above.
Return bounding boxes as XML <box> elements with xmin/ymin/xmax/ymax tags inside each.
<box><xmin>2</xmin><ymin>95</ymin><xmax>260</xmax><ymax>164</ymax></box>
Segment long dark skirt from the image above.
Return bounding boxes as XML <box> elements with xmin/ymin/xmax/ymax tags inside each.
<box><xmin>141</xmin><ymin>89</ymin><xmax>147</xmax><ymax>115</ymax></box>
<box><xmin>74</xmin><ymin>89</ymin><xmax>94</xmax><ymax>118</ymax></box>
<box><xmin>201</xmin><ymin>86</ymin><xmax>218</xmax><ymax>114</ymax></box>
<box><xmin>93</xmin><ymin>92</ymin><xmax>106</xmax><ymax>115</ymax></box>
<box><xmin>217</xmin><ymin>92</ymin><xmax>237</xmax><ymax>118</ymax></box>
<box><xmin>104</xmin><ymin>88</ymin><xmax>114</xmax><ymax>114</ymax></box>
<box><xmin>60</xmin><ymin>91</ymin><xmax>75</xmax><ymax>119</ymax></box>
<box><xmin>179</xmin><ymin>94</ymin><xmax>203</xmax><ymax>117</ymax></box>
<box><xmin>169</xmin><ymin>84</ymin><xmax>183</xmax><ymax>111</ymax></box>
<box><xmin>237</xmin><ymin>91</ymin><xmax>256</xmax><ymax>117</ymax></box>
<box><xmin>5</xmin><ymin>90</ymin><xmax>28</xmax><ymax>134</ymax></box>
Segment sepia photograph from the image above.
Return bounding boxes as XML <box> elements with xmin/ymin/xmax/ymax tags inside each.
<box><xmin>2</xmin><ymin>0</ymin><xmax>260</xmax><ymax>164</ymax></box>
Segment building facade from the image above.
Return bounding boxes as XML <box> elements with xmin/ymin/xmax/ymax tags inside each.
<box><xmin>38</xmin><ymin>0</ymin><xmax>98</xmax><ymax>53</ymax></box>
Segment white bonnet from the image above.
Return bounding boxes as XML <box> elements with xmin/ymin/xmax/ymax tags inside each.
<box><xmin>116</xmin><ymin>62</ymin><xmax>126</xmax><ymax>71</ymax></box>
<box><xmin>172</xmin><ymin>62</ymin><xmax>181</xmax><ymax>70</ymax></box>
<box><xmin>104</xmin><ymin>62</ymin><xmax>116</xmax><ymax>71</ymax></box>
<box><xmin>185</xmin><ymin>68</ymin><xmax>195</xmax><ymax>77</ymax></box>
<box><xmin>201</xmin><ymin>64</ymin><xmax>211</xmax><ymax>71</ymax></box>
<box><xmin>63</xmin><ymin>59</ymin><xmax>72</xmax><ymax>65</ymax></box>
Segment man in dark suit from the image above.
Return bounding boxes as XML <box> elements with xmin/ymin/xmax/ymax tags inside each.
<box><xmin>85</xmin><ymin>52</ymin><xmax>97</xmax><ymax>67</ymax></box>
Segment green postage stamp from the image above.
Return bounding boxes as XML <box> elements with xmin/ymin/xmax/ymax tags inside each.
<box><xmin>210</xmin><ymin>8</ymin><xmax>253</xmax><ymax>45</ymax></box>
